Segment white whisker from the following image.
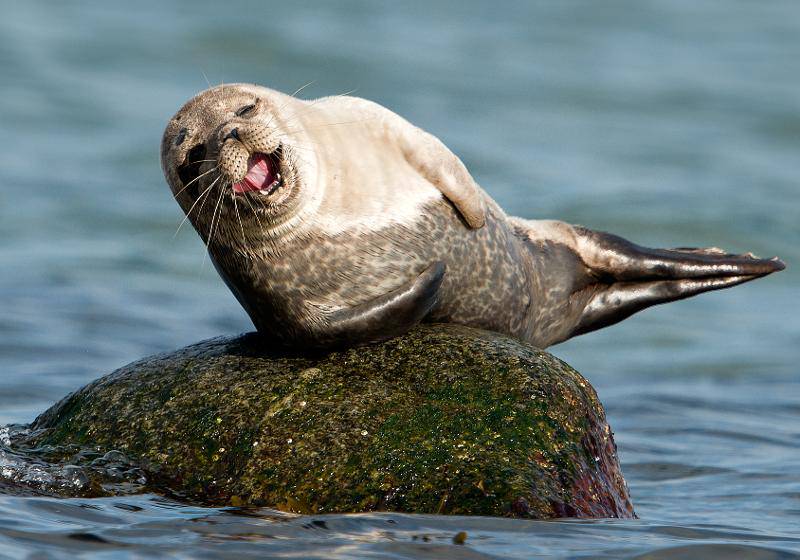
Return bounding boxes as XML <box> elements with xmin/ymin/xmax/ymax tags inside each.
<box><xmin>172</xmin><ymin>166</ymin><xmax>218</xmax><ymax>200</ymax></box>
<box><xmin>202</xmin><ymin>181</ymin><xmax>227</xmax><ymax>267</ymax></box>
<box><xmin>241</xmin><ymin>193</ymin><xmax>265</xmax><ymax>234</ymax></box>
<box><xmin>291</xmin><ymin>80</ymin><xmax>316</xmax><ymax>99</ymax></box>
<box><xmin>233</xmin><ymin>193</ymin><xmax>247</xmax><ymax>247</ymax></box>
<box><xmin>173</xmin><ymin>174</ymin><xmax>220</xmax><ymax>239</ymax></box>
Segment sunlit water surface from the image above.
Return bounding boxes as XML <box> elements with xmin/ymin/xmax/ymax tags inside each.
<box><xmin>1</xmin><ymin>1</ymin><xmax>798</xmax><ymax>557</ymax></box>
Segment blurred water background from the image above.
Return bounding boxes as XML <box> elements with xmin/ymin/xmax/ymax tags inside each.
<box><xmin>0</xmin><ymin>0</ymin><xmax>798</xmax><ymax>557</ymax></box>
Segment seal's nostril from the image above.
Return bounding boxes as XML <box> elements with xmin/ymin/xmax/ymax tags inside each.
<box><xmin>225</xmin><ymin>128</ymin><xmax>241</xmax><ymax>142</ymax></box>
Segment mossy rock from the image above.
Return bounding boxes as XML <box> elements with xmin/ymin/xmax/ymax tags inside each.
<box><xmin>28</xmin><ymin>324</ymin><xmax>634</xmax><ymax>518</ymax></box>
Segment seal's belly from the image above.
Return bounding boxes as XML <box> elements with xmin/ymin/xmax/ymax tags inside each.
<box><xmin>419</xmin><ymin>200</ymin><xmax>533</xmax><ymax>338</ymax></box>
<box><xmin>278</xmin><ymin>197</ymin><xmax>533</xmax><ymax>340</ymax></box>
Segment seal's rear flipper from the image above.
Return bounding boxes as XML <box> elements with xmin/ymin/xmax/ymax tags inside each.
<box><xmin>306</xmin><ymin>262</ymin><xmax>446</xmax><ymax>349</ymax></box>
<box><xmin>571</xmin><ymin>228</ymin><xmax>785</xmax><ymax>337</ymax></box>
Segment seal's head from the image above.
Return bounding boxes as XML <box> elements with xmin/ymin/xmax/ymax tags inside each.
<box><xmin>161</xmin><ymin>84</ymin><xmax>310</xmax><ymax>247</ymax></box>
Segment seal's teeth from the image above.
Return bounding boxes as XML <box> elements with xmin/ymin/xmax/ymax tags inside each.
<box><xmin>258</xmin><ymin>179</ymin><xmax>281</xmax><ymax>194</ymax></box>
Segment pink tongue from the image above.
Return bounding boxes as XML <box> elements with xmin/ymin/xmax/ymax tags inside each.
<box><xmin>232</xmin><ymin>153</ymin><xmax>276</xmax><ymax>193</ymax></box>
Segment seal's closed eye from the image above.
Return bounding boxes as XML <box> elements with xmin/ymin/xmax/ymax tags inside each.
<box><xmin>235</xmin><ymin>104</ymin><xmax>256</xmax><ymax>117</ymax></box>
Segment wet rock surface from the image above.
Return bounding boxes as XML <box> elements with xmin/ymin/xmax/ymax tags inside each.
<box><xmin>20</xmin><ymin>324</ymin><xmax>634</xmax><ymax>518</ymax></box>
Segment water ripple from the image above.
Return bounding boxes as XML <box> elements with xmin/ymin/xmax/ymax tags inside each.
<box><xmin>0</xmin><ymin>0</ymin><xmax>798</xmax><ymax>557</ymax></box>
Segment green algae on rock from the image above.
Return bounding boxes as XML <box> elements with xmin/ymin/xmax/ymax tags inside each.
<box><xmin>27</xmin><ymin>324</ymin><xmax>634</xmax><ymax>518</ymax></box>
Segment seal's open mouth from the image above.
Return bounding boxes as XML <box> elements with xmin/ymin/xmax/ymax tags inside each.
<box><xmin>233</xmin><ymin>151</ymin><xmax>282</xmax><ymax>195</ymax></box>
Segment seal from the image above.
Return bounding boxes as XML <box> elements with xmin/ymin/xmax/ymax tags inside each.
<box><xmin>161</xmin><ymin>83</ymin><xmax>785</xmax><ymax>349</ymax></box>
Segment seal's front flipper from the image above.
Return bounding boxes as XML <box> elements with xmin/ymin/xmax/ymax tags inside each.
<box><xmin>400</xmin><ymin>128</ymin><xmax>487</xmax><ymax>229</ymax></box>
<box><xmin>307</xmin><ymin>262</ymin><xmax>446</xmax><ymax>349</ymax></box>
<box><xmin>350</xmin><ymin>97</ymin><xmax>486</xmax><ymax>228</ymax></box>
<box><xmin>572</xmin><ymin>228</ymin><xmax>785</xmax><ymax>337</ymax></box>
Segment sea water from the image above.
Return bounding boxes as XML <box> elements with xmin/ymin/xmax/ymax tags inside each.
<box><xmin>0</xmin><ymin>1</ymin><xmax>798</xmax><ymax>557</ymax></box>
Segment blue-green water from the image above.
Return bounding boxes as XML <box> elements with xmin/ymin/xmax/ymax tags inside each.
<box><xmin>1</xmin><ymin>1</ymin><xmax>798</xmax><ymax>557</ymax></box>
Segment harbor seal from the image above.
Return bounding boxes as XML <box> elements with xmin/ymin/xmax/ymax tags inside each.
<box><xmin>161</xmin><ymin>84</ymin><xmax>784</xmax><ymax>349</ymax></box>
